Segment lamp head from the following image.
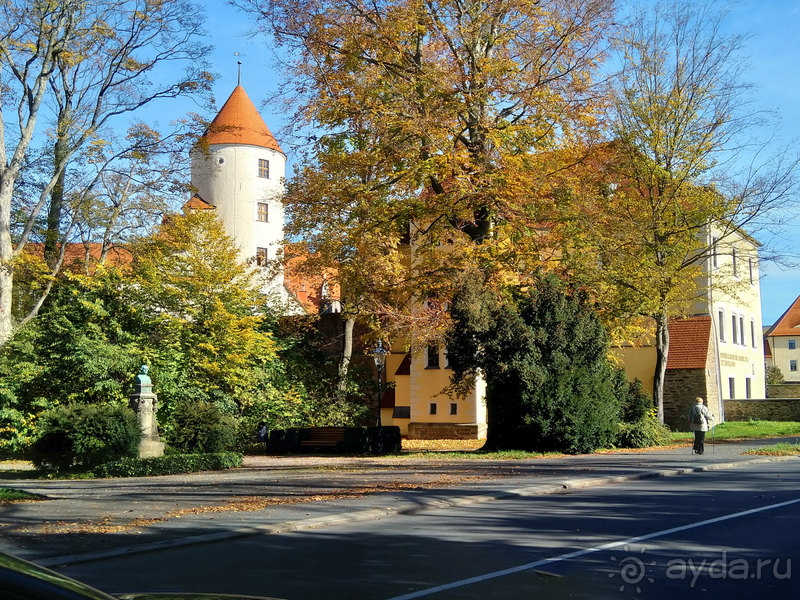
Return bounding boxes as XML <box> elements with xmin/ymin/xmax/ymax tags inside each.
<box><xmin>371</xmin><ymin>340</ymin><xmax>388</xmax><ymax>370</ymax></box>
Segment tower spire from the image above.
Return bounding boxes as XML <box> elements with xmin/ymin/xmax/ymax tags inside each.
<box><xmin>237</xmin><ymin>61</ymin><xmax>242</xmax><ymax>86</ymax></box>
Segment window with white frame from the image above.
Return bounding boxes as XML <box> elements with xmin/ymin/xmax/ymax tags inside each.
<box><xmin>751</xmin><ymin>320</ymin><xmax>756</xmax><ymax>349</ymax></box>
<box><xmin>425</xmin><ymin>345</ymin><xmax>440</xmax><ymax>369</ymax></box>
<box><xmin>732</xmin><ymin>247</ymin><xmax>738</xmax><ymax>277</ymax></box>
<box><xmin>729</xmin><ymin>377</ymin><xmax>736</xmax><ymax>399</ymax></box>
<box><xmin>258</xmin><ymin>158</ymin><xmax>269</xmax><ymax>178</ymax></box>
<box><xmin>256</xmin><ymin>247</ymin><xmax>268</xmax><ymax>267</ymax></box>
<box><xmin>739</xmin><ymin>316</ymin><xmax>745</xmax><ymax>347</ymax></box>
<box><xmin>790</xmin><ymin>340</ymin><xmax>796</xmax><ymax>350</ymax></box>
<box><xmin>791</xmin><ymin>360</ymin><xmax>798</xmax><ymax>372</ymax></box>
<box><xmin>749</xmin><ymin>257</ymin><xmax>755</xmax><ymax>285</ymax></box>
<box><xmin>718</xmin><ymin>309</ymin><xmax>725</xmax><ymax>342</ymax></box>
<box><xmin>257</xmin><ymin>202</ymin><xmax>268</xmax><ymax>222</ymax></box>
<box><xmin>731</xmin><ymin>315</ymin><xmax>738</xmax><ymax>345</ymax></box>
<box><xmin>745</xmin><ymin>378</ymin><xmax>752</xmax><ymax>399</ymax></box>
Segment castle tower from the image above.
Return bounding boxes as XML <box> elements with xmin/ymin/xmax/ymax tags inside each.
<box><xmin>190</xmin><ymin>84</ymin><xmax>286</xmax><ymax>297</ymax></box>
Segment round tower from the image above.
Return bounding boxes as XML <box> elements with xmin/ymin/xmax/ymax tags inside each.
<box><xmin>190</xmin><ymin>84</ymin><xmax>286</xmax><ymax>294</ymax></box>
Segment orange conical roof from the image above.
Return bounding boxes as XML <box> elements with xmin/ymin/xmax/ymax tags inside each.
<box><xmin>202</xmin><ymin>86</ymin><xmax>283</xmax><ymax>153</ymax></box>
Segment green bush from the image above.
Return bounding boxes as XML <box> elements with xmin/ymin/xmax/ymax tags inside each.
<box><xmin>165</xmin><ymin>401</ymin><xmax>237</xmax><ymax>454</ymax></box>
<box><xmin>260</xmin><ymin>426</ymin><xmax>402</xmax><ymax>454</ymax></box>
<box><xmin>341</xmin><ymin>426</ymin><xmax>402</xmax><ymax>454</ymax></box>
<box><xmin>766</xmin><ymin>365</ymin><xmax>784</xmax><ymax>386</ymax></box>
<box><xmin>447</xmin><ymin>271</ymin><xmax>622</xmax><ymax>454</ymax></box>
<box><xmin>616</xmin><ymin>410</ymin><xmax>672</xmax><ymax>448</ymax></box>
<box><xmin>262</xmin><ymin>428</ymin><xmax>304</xmax><ymax>453</ymax></box>
<box><xmin>93</xmin><ymin>452</ymin><xmax>243</xmax><ymax>478</ymax></box>
<box><xmin>30</xmin><ymin>404</ymin><xmax>141</xmax><ymax>471</ymax></box>
<box><xmin>612</xmin><ymin>369</ymin><xmax>653</xmax><ymax>423</ymax></box>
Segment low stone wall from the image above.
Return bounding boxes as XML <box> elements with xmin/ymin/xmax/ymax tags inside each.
<box><xmin>407</xmin><ymin>422</ymin><xmax>488</xmax><ymax>440</ymax></box>
<box><xmin>766</xmin><ymin>384</ymin><xmax>800</xmax><ymax>399</ymax></box>
<box><xmin>724</xmin><ymin>398</ymin><xmax>800</xmax><ymax>421</ymax></box>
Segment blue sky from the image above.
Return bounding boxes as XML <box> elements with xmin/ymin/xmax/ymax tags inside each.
<box><xmin>147</xmin><ymin>0</ymin><xmax>800</xmax><ymax>325</ymax></box>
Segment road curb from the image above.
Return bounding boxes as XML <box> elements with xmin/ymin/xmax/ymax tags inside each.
<box><xmin>35</xmin><ymin>454</ymin><xmax>799</xmax><ymax>568</ymax></box>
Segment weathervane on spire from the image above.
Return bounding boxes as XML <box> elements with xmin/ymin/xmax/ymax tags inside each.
<box><xmin>233</xmin><ymin>52</ymin><xmax>246</xmax><ymax>85</ymax></box>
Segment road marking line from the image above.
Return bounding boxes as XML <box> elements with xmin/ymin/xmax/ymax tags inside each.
<box><xmin>386</xmin><ymin>496</ymin><xmax>800</xmax><ymax>600</ymax></box>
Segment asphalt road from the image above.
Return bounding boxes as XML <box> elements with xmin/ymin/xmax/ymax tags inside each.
<box><xmin>56</xmin><ymin>458</ymin><xmax>800</xmax><ymax>600</ymax></box>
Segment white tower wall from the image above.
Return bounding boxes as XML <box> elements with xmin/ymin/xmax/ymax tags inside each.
<box><xmin>191</xmin><ymin>143</ymin><xmax>287</xmax><ymax>295</ymax></box>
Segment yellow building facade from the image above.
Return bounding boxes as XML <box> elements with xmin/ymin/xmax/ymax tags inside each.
<box><xmin>614</xmin><ymin>226</ymin><xmax>765</xmax><ymax>428</ymax></box>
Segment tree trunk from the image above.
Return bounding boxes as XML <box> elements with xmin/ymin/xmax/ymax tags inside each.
<box><xmin>44</xmin><ymin>134</ymin><xmax>68</xmax><ymax>269</ymax></box>
<box><xmin>653</xmin><ymin>310</ymin><xmax>670</xmax><ymax>424</ymax></box>
<box><xmin>337</xmin><ymin>315</ymin><xmax>355</xmax><ymax>398</ymax></box>
<box><xmin>0</xmin><ymin>181</ymin><xmax>15</xmax><ymax>346</ymax></box>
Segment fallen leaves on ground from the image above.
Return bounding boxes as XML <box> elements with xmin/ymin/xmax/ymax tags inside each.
<box><xmin>13</xmin><ymin>474</ymin><xmax>489</xmax><ymax>535</ymax></box>
<box><xmin>744</xmin><ymin>443</ymin><xmax>800</xmax><ymax>456</ymax></box>
<box><xmin>401</xmin><ymin>439</ymin><xmax>485</xmax><ymax>452</ymax></box>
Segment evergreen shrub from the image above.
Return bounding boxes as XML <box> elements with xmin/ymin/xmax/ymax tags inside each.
<box><xmin>447</xmin><ymin>271</ymin><xmax>622</xmax><ymax>454</ymax></box>
<box><xmin>30</xmin><ymin>404</ymin><xmax>141</xmax><ymax>471</ymax></box>
<box><xmin>341</xmin><ymin>426</ymin><xmax>401</xmax><ymax>454</ymax></box>
<box><xmin>93</xmin><ymin>452</ymin><xmax>243</xmax><ymax>477</ymax></box>
<box><xmin>165</xmin><ymin>400</ymin><xmax>237</xmax><ymax>454</ymax></box>
<box><xmin>616</xmin><ymin>410</ymin><xmax>672</xmax><ymax>448</ymax></box>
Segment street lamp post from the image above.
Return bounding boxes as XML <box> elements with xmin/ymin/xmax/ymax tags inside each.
<box><xmin>370</xmin><ymin>340</ymin><xmax>388</xmax><ymax>453</ymax></box>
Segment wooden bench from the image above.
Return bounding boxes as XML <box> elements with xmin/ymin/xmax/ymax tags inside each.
<box><xmin>299</xmin><ymin>427</ymin><xmax>346</xmax><ymax>451</ymax></box>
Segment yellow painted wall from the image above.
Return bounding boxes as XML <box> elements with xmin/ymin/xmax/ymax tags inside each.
<box><xmin>612</xmin><ymin>346</ymin><xmax>657</xmax><ymax>395</ymax></box>
<box><xmin>383</xmin><ymin>353</ymin><xmax>410</xmax><ymax>435</ymax></box>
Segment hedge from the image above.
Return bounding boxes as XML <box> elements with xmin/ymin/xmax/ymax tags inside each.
<box><xmin>92</xmin><ymin>452</ymin><xmax>243</xmax><ymax>478</ymax></box>
<box><xmin>262</xmin><ymin>426</ymin><xmax>401</xmax><ymax>454</ymax></box>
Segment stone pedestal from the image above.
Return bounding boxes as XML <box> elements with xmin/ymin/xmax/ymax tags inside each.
<box><xmin>129</xmin><ymin>366</ymin><xmax>165</xmax><ymax>458</ymax></box>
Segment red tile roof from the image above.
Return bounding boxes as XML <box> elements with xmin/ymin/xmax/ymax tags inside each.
<box><xmin>183</xmin><ymin>194</ymin><xmax>215</xmax><ymax>211</ymax></box>
<box><xmin>764</xmin><ymin>338</ymin><xmax>773</xmax><ymax>358</ymax></box>
<box><xmin>201</xmin><ymin>86</ymin><xmax>283</xmax><ymax>153</ymax></box>
<box><xmin>765</xmin><ymin>295</ymin><xmax>800</xmax><ymax>337</ymax></box>
<box><xmin>666</xmin><ymin>316</ymin><xmax>712</xmax><ymax>370</ymax></box>
<box><xmin>23</xmin><ymin>243</ymin><xmax>132</xmax><ymax>274</ymax></box>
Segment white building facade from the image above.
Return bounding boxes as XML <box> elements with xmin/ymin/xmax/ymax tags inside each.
<box><xmin>189</xmin><ymin>85</ymin><xmax>297</xmax><ymax>309</ymax></box>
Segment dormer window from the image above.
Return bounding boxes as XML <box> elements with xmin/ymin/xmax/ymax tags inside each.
<box><xmin>258</xmin><ymin>159</ymin><xmax>269</xmax><ymax>179</ymax></box>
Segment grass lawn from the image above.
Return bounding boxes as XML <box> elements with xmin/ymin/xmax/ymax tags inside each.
<box><xmin>0</xmin><ymin>487</ymin><xmax>45</xmax><ymax>502</ymax></box>
<box><xmin>743</xmin><ymin>443</ymin><xmax>800</xmax><ymax>456</ymax></box>
<box><xmin>670</xmin><ymin>420</ymin><xmax>800</xmax><ymax>442</ymax></box>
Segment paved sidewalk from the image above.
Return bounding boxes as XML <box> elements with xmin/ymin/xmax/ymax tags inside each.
<box><xmin>1</xmin><ymin>437</ymin><xmax>797</xmax><ymax>567</ymax></box>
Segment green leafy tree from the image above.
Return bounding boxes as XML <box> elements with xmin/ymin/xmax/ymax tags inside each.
<box><xmin>0</xmin><ymin>269</ymin><xmax>141</xmax><ymax>455</ymax></box>
<box><xmin>766</xmin><ymin>365</ymin><xmax>784</xmax><ymax>386</ymax></box>
<box><xmin>446</xmin><ymin>271</ymin><xmax>621</xmax><ymax>453</ymax></box>
<box><xmin>127</xmin><ymin>210</ymin><xmax>280</xmax><ymax>426</ymax></box>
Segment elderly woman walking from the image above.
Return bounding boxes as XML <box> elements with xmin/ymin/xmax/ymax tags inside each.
<box><xmin>689</xmin><ymin>397</ymin><xmax>714</xmax><ymax>455</ymax></box>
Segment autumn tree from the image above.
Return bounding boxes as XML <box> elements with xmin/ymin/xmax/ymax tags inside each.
<box><xmin>557</xmin><ymin>0</ymin><xmax>798</xmax><ymax>421</ymax></box>
<box><xmin>0</xmin><ymin>0</ymin><xmax>211</xmax><ymax>345</ymax></box>
<box><xmin>237</xmin><ymin>0</ymin><xmax>616</xmax><ymax>351</ymax></box>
